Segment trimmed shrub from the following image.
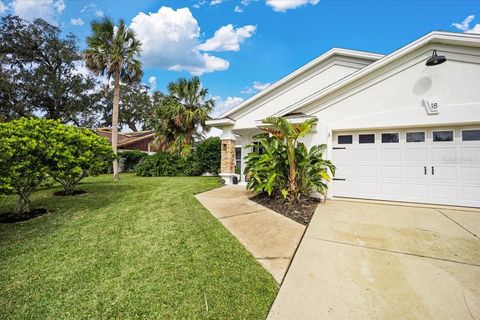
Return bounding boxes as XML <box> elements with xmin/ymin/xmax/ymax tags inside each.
<box><xmin>48</xmin><ymin>126</ymin><xmax>116</xmax><ymax>195</ymax></box>
<box><xmin>0</xmin><ymin>118</ymin><xmax>54</xmax><ymax>213</ymax></box>
<box><xmin>119</xmin><ymin>150</ymin><xmax>149</xmax><ymax>172</ymax></box>
<box><xmin>0</xmin><ymin>118</ymin><xmax>116</xmax><ymax>214</ymax></box>
<box><xmin>195</xmin><ymin>137</ymin><xmax>221</xmax><ymax>175</ymax></box>
<box><xmin>135</xmin><ymin>152</ymin><xmax>203</xmax><ymax>177</ymax></box>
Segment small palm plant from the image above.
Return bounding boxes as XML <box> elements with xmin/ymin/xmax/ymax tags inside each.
<box><xmin>84</xmin><ymin>17</ymin><xmax>143</xmax><ymax>180</ymax></box>
<box><xmin>150</xmin><ymin>76</ymin><xmax>214</xmax><ymax>156</ymax></box>
<box><xmin>245</xmin><ymin>116</ymin><xmax>335</xmax><ymax>203</ymax></box>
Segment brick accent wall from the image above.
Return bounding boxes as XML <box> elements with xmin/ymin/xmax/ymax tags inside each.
<box><xmin>220</xmin><ymin>139</ymin><xmax>236</xmax><ymax>173</ymax></box>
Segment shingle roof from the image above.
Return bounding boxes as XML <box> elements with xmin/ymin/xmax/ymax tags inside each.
<box><xmin>96</xmin><ymin>128</ymin><xmax>155</xmax><ymax>147</ymax></box>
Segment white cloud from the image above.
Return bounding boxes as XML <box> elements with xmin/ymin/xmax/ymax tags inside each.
<box><xmin>266</xmin><ymin>0</ymin><xmax>319</xmax><ymax>12</ymax></box>
<box><xmin>452</xmin><ymin>15</ymin><xmax>480</xmax><ymax>34</ymax></box>
<box><xmin>253</xmin><ymin>81</ymin><xmax>271</xmax><ymax>90</ymax></box>
<box><xmin>53</xmin><ymin>0</ymin><xmax>65</xmax><ymax>13</ymax></box>
<box><xmin>198</xmin><ymin>24</ymin><xmax>256</xmax><ymax>52</ymax></box>
<box><xmin>81</xmin><ymin>3</ymin><xmax>104</xmax><ymax>18</ymax></box>
<box><xmin>234</xmin><ymin>6</ymin><xmax>244</xmax><ymax>13</ymax></box>
<box><xmin>0</xmin><ymin>1</ymin><xmax>7</xmax><ymax>14</ymax></box>
<box><xmin>148</xmin><ymin>76</ymin><xmax>157</xmax><ymax>91</ymax></box>
<box><xmin>192</xmin><ymin>0</ymin><xmax>206</xmax><ymax>9</ymax></box>
<box><xmin>11</xmin><ymin>0</ymin><xmax>65</xmax><ymax>24</ymax></box>
<box><xmin>241</xmin><ymin>81</ymin><xmax>271</xmax><ymax>94</ymax></box>
<box><xmin>212</xmin><ymin>96</ymin><xmax>244</xmax><ymax>116</ymax></box>
<box><xmin>70</xmin><ymin>18</ymin><xmax>85</xmax><ymax>26</ymax></box>
<box><xmin>130</xmin><ymin>7</ymin><xmax>231</xmax><ymax>75</ymax></box>
<box><xmin>240</xmin><ymin>87</ymin><xmax>253</xmax><ymax>94</ymax></box>
<box><xmin>210</xmin><ymin>0</ymin><xmax>223</xmax><ymax>5</ymax></box>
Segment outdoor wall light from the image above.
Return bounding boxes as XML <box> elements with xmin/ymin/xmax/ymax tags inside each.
<box><xmin>426</xmin><ymin>50</ymin><xmax>447</xmax><ymax>66</ymax></box>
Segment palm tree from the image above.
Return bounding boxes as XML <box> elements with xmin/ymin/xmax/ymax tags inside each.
<box><xmin>260</xmin><ymin>116</ymin><xmax>317</xmax><ymax>201</ymax></box>
<box><xmin>84</xmin><ymin>17</ymin><xmax>143</xmax><ymax>180</ymax></box>
<box><xmin>151</xmin><ymin>77</ymin><xmax>214</xmax><ymax>155</ymax></box>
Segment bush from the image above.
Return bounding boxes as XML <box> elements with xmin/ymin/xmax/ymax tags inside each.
<box><xmin>135</xmin><ymin>152</ymin><xmax>203</xmax><ymax>177</ymax></box>
<box><xmin>0</xmin><ymin>118</ymin><xmax>54</xmax><ymax>213</ymax></box>
<box><xmin>119</xmin><ymin>150</ymin><xmax>149</xmax><ymax>172</ymax></box>
<box><xmin>48</xmin><ymin>125</ymin><xmax>116</xmax><ymax>195</ymax></box>
<box><xmin>244</xmin><ymin>117</ymin><xmax>335</xmax><ymax>203</ymax></box>
<box><xmin>195</xmin><ymin>137</ymin><xmax>221</xmax><ymax>175</ymax></box>
<box><xmin>0</xmin><ymin>118</ymin><xmax>117</xmax><ymax>214</ymax></box>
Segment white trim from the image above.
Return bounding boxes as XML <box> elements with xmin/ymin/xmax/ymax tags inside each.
<box><xmin>220</xmin><ymin>133</ymin><xmax>237</xmax><ymax>140</ymax></box>
<box><xmin>218</xmin><ymin>48</ymin><xmax>383</xmax><ymax>119</ymax></box>
<box><xmin>254</xmin><ymin>115</ymin><xmax>316</xmax><ymax>127</ymax></box>
<box><xmin>205</xmin><ymin>118</ymin><xmax>236</xmax><ymax>127</ymax></box>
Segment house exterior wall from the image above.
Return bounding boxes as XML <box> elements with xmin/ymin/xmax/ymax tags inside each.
<box><xmin>232</xmin><ymin>43</ymin><xmax>480</xmax><ymax>190</ymax></box>
<box><xmin>230</xmin><ymin>58</ymin><xmax>376</xmax><ymax>130</ymax></box>
<box><xmin>296</xmin><ymin>44</ymin><xmax>480</xmax><ymax>160</ymax></box>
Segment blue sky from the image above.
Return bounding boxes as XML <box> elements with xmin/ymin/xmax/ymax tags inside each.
<box><xmin>1</xmin><ymin>0</ymin><xmax>479</xmax><ymax>114</ymax></box>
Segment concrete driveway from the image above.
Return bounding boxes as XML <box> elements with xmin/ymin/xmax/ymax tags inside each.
<box><xmin>268</xmin><ymin>200</ymin><xmax>480</xmax><ymax>320</ymax></box>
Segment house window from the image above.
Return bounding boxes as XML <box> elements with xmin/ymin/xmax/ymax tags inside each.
<box><xmin>433</xmin><ymin>130</ymin><xmax>454</xmax><ymax>142</ymax></box>
<box><xmin>235</xmin><ymin>147</ymin><xmax>242</xmax><ymax>174</ymax></box>
<box><xmin>338</xmin><ymin>135</ymin><xmax>353</xmax><ymax>144</ymax></box>
<box><xmin>359</xmin><ymin>134</ymin><xmax>375</xmax><ymax>144</ymax></box>
<box><xmin>381</xmin><ymin>133</ymin><xmax>399</xmax><ymax>143</ymax></box>
<box><xmin>406</xmin><ymin>132</ymin><xmax>425</xmax><ymax>142</ymax></box>
<box><xmin>462</xmin><ymin>129</ymin><xmax>480</xmax><ymax>141</ymax></box>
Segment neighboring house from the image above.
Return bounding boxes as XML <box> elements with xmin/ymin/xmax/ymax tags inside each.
<box><xmin>206</xmin><ymin>31</ymin><xmax>480</xmax><ymax>207</ymax></box>
<box><xmin>96</xmin><ymin>128</ymin><xmax>158</xmax><ymax>153</ymax></box>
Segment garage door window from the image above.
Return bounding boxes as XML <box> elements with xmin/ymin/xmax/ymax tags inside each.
<box><xmin>359</xmin><ymin>134</ymin><xmax>375</xmax><ymax>144</ymax></box>
<box><xmin>406</xmin><ymin>132</ymin><xmax>425</xmax><ymax>142</ymax></box>
<box><xmin>433</xmin><ymin>130</ymin><xmax>454</xmax><ymax>142</ymax></box>
<box><xmin>462</xmin><ymin>129</ymin><xmax>480</xmax><ymax>141</ymax></box>
<box><xmin>381</xmin><ymin>133</ymin><xmax>399</xmax><ymax>143</ymax></box>
<box><xmin>338</xmin><ymin>135</ymin><xmax>353</xmax><ymax>144</ymax></box>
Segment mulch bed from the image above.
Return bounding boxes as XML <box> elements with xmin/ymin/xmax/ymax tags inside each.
<box><xmin>250</xmin><ymin>193</ymin><xmax>321</xmax><ymax>226</ymax></box>
<box><xmin>0</xmin><ymin>208</ymin><xmax>48</xmax><ymax>224</ymax></box>
<box><xmin>53</xmin><ymin>190</ymin><xmax>87</xmax><ymax>196</ymax></box>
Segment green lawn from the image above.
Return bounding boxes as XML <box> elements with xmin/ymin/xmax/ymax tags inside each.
<box><xmin>0</xmin><ymin>174</ymin><xmax>277</xmax><ymax>319</ymax></box>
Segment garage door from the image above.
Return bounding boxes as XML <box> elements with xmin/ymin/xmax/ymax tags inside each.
<box><xmin>332</xmin><ymin>127</ymin><xmax>480</xmax><ymax>207</ymax></box>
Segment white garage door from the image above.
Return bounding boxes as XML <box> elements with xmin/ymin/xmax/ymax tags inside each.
<box><xmin>332</xmin><ymin>127</ymin><xmax>480</xmax><ymax>207</ymax></box>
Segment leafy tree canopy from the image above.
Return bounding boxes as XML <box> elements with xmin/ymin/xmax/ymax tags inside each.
<box><xmin>99</xmin><ymin>83</ymin><xmax>155</xmax><ymax>132</ymax></box>
<box><xmin>0</xmin><ymin>15</ymin><xmax>101</xmax><ymax>126</ymax></box>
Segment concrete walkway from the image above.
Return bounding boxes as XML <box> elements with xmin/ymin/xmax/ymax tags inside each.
<box><xmin>195</xmin><ymin>185</ymin><xmax>305</xmax><ymax>283</ymax></box>
<box><xmin>268</xmin><ymin>200</ymin><xmax>480</xmax><ymax>319</ymax></box>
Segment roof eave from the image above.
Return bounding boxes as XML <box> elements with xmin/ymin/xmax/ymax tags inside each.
<box><xmin>205</xmin><ymin>118</ymin><xmax>236</xmax><ymax>127</ymax></box>
<box><xmin>218</xmin><ymin>48</ymin><xmax>384</xmax><ymax>119</ymax></box>
<box><xmin>276</xmin><ymin>31</ymin><xmax>480</xmax><ymax>117</ymax></box>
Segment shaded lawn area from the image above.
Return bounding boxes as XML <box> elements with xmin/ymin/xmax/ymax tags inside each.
<box><xmin>0</xmin><ymin>174</ymin><xmax>278</xmax><ymax>319</ymax></box>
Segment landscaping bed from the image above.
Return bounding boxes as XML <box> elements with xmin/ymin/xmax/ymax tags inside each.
<box><xmin>251</xmin><ymin>193</ymin><xmax>321</xmax><ymax>225</ymax></box>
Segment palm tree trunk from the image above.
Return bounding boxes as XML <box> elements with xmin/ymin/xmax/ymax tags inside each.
<box><xmin>112</xmin><ymin>68</ymin><xmax>121</xmax><ymax>180</ymax></box>
<box><xmin>287</xmin><ymin>141</ymin><xmax>298</xmax><ymax>202</ymax></box>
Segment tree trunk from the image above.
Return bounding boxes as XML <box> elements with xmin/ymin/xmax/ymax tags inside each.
<box><xmin>287</xmin><ymin>141</ymin><xmax>298</xmax><ymax>202</ymax></box>
<box><xmin>112</xmin><ymin>68</ymin><xmax>121</xmax><ymax>180</ymax></box>
<box><xmin>14</xmin><ymin>193</ymin><xmax>30</xmax><ymax>214</ymax></box>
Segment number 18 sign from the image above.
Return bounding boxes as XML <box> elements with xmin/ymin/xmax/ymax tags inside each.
<box><xmin>423</xmin><ymin>98</ymin><xmax>440</xmax><ymax>115</ymax></box>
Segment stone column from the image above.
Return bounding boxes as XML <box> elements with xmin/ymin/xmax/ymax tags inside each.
<box><xmin>221</xmin><ymin>139</ymin><xmax>236</xmax><ymax>174</ymax></box>
<box><xmin>219</xmin><ymin>127</ymin><xmax>237</xmax><ymax>184</ymax></box>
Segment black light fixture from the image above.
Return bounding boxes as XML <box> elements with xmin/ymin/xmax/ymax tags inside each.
<box><xmin>426</xmin><ymin>50</ymin><xmax>447</xmax><ymax>66</ymax></box>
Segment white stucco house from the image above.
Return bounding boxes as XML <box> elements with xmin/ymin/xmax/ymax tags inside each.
<box><xmin>206</xmin><ymin>31</ymin><xmax>480</xmax><ymax>208</ymax></box>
